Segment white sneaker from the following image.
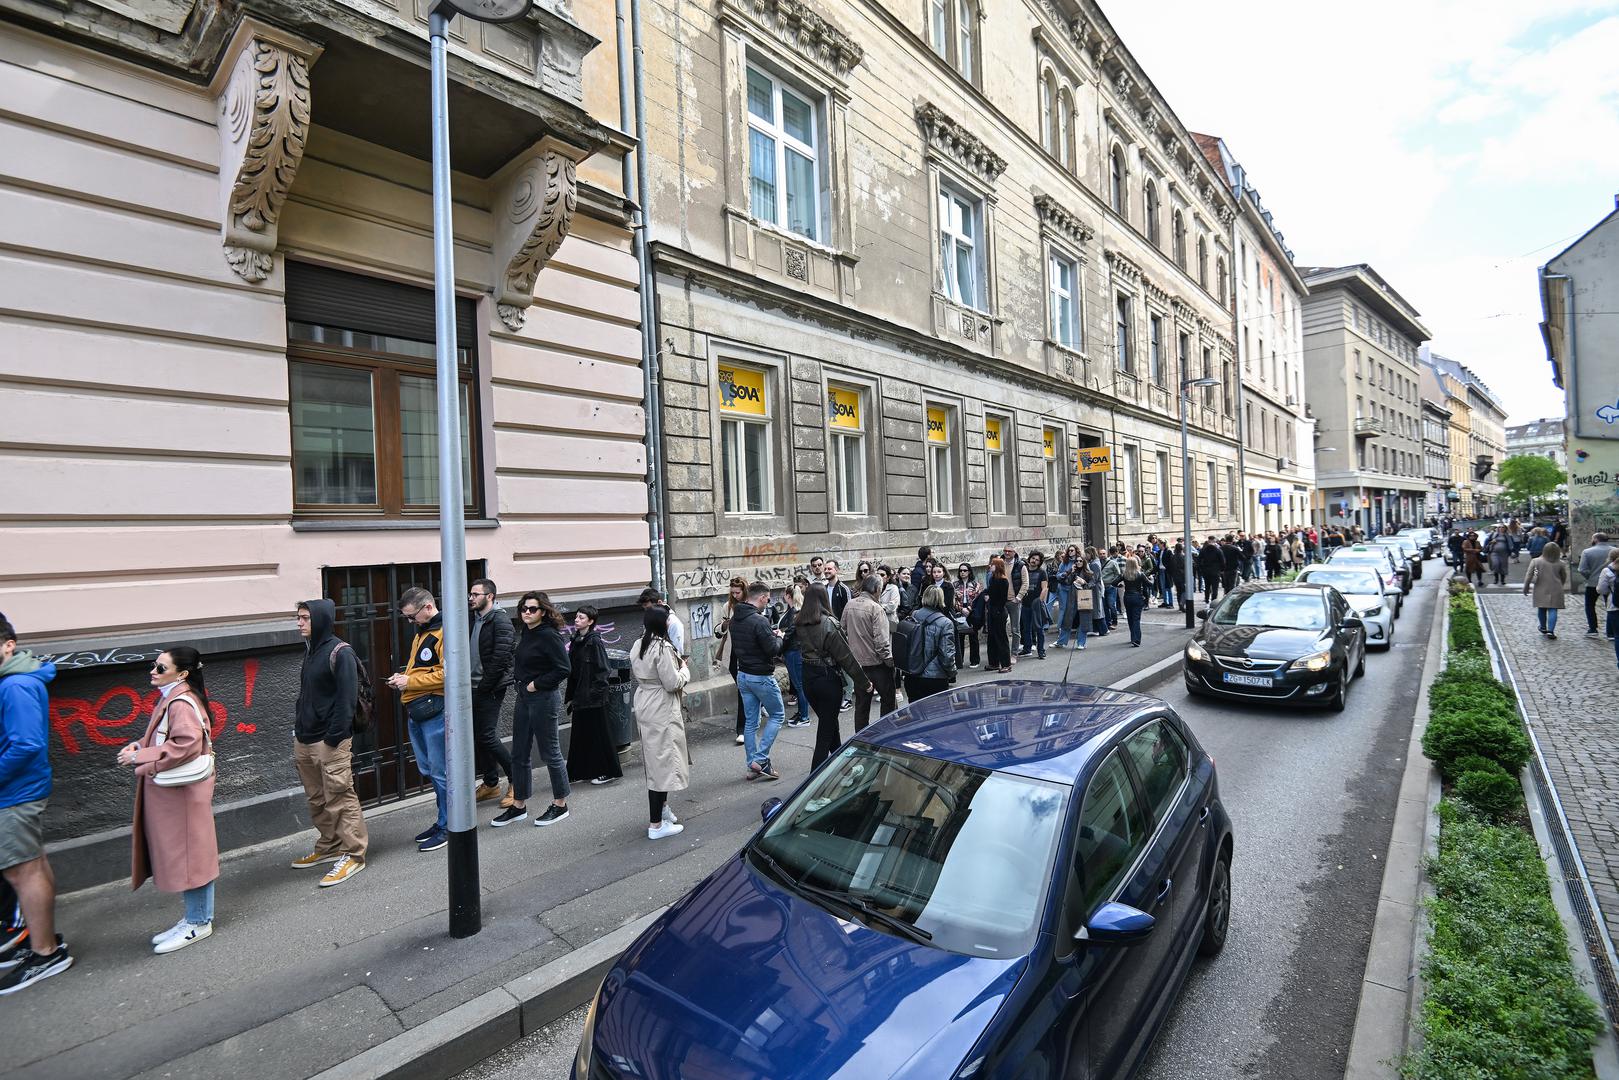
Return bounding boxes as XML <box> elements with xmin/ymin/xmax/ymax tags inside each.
<box><xmin>734</xmin><ymin>734</ymin><xmax>745</xmax><ymax>745</ymax></box>
<box><xmin>662</xmin><ymin>804</ymin><xmax>679</xmax><ymax>825</ymax></box>
<box><xmin>154</xmin><ymin>921</ymin><xmax>212</xmax><ymax>955</ymax></box>
<box><xmin>150</xmin><ymin>919</ymin><xmax>189</xmax><ymax>946</ymax></box>
<box><xmin>648</xmin><ymin>821</ymin><xmax>684</xmax><ymax>840</ymax></box>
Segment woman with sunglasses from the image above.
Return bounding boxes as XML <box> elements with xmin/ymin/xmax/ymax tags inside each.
<box><xmin>876</xmin><ymin>566</ymin><xmax>902</xmax><ymax>630</ymax></box>
<box><xmin>954</xmin><ymin>562</ymin><xmax>981</xmax><ymax>668</ymax></box>
<box><xmin>492</xmin><ymin>593</ymin><xmax>571</xmax><ymax>827</ymax></box>
<box><xmin>631</xmin><ymin>606</ymin><xmax>689</xmax><ymax>840</ymax></box>
<box><xmin>565</xmin><ymin>605</ymin><xmax>621</xmax><ymax>787</ymax></box>
<box><xmin>116</xmin><ymin>647</ymin><xmax>218</xmax><ymax>954</ymax></box>
<box><xmin>855</xmin><ymin>561</ymin><xmax>874</xmax><ymax>586</ymax></box>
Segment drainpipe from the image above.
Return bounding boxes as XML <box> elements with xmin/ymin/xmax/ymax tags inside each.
<box><xmin>617</xmin><ymin>0</ymin><xmax>667</xmax><ymax>593</ymax></box>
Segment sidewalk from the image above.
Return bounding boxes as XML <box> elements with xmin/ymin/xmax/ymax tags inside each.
<box><xmin>1</xmin><ymin>605</ymin><xmax>1193</xmax><ymax>1080</ymax></box>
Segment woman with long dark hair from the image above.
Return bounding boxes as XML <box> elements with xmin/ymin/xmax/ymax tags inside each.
<box><xmin>714</xmin><ymin>577</ymin><xmax>749</xmax><ymax>745</ymax></box>
<box><xmin>493</xmin><ymin>592</ymin><xmax>571</xmax><ymax>827</ymax></box>
<box><xmin>565</xmin><ymin>605</ymin><xmax>621</xmax><ymax>786</ymax></box>
<box><xmin>986</xmin><ymin>556</ymin><xmax>1011</xmax><ymax>672</ymax></box>
<box><xmin>779</xmin><ymin>576</ymin><xmax>811</xmax><ymax>728</ymax></box>
<box><xmin>631</xmin><ymin>606</ymin><xmax>690</xmax><ymax>840</ymax></box>
<box><xmin>116</xmin><ymin>646</ymin><xmax>219</xmax><ymax>953</ymax></box>
<box><xmin>954</xmin><ymin>562</ymin><xmax>981</xmax><ymax>668</ymax></box>
<box><xmin>796</xmin><ymin>584</ymin><xmax>871</xmax><ymax>768</ymax></box>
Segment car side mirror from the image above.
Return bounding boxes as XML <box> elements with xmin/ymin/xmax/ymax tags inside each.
<box><xmin>761</xmin><ymin>797</ymin><xmax>784</xmax><ymax>823</ymax></box>
<box><xmin>1081</xmin><ymin>902</ymin><xmax>1155</xmax><ymax>945</ymax></box>
<box><xmin>1196</xmin><ymin>608</ymin><xmax>1210</xmax><ymax>620</ymax></box>
<box><xmin>1343</xmin><ymin>616</ymin><xmax>1364</xmax><ymax>630</ymax></box>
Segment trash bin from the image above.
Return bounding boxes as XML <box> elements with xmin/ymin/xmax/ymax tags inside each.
<box><xmin>605</xmin><ymin>648</ymin><xmax>635</xmax><ymax>749</ymax></box>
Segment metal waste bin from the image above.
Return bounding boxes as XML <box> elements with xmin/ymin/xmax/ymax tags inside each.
<box><xmin>605</xmin><ymin>648</ymin><xmax>635</xmax><ymax>748</ymax></box>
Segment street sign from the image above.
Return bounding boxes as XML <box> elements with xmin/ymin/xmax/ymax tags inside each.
<box><xmin>1077</xmin><ymin>446</ymin><xmax>1112</xmax><ymax>473</ymax></box>
<box><xmin>1259</xmin><ymin>487</ymin><xmax>1282</xmax><ymax>507</ymax></box>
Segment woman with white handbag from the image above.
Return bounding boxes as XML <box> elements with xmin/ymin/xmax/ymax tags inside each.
<box><xmin>116</xmin><ymin>646</ymin><xmax>219</xmax><ymax>954</ymax></box>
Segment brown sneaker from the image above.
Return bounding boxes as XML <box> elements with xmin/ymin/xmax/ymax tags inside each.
<box><xmin>318</xmin><ymin>855</ymin><xmax>365</xmax><ymax>888</ymax></box>
<box><xmin>475</xmin><ymin>782</ymin><xmax>501</xmax><ymax>802</ymax></box>
<box><xmin>291</xmin><ymin>851</ymin><xmax>342</xmax><ymax>869</ymax></box>
<box><xmin>499</xmin><ymin>786</ymin><xmax>517</xmax><ymax>808</ymax></box>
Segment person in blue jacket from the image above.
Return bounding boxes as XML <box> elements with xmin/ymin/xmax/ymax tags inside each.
<box><xmin>0</xmin><ymin>616</ymin><xmax>72</xmax><ymax>994</ymax></box>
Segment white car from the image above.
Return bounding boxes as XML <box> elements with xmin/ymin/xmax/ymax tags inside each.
<box><xmin>1296</xmin><ymin>565</ymin><xmax>1396</xmax><ymax>649</ymax></box>
<box><xmin>1372</xmin><ymin>535</ymin><xmax>1424</xmax><ymax>580</ymax></box>
<box><xmin>1326</xmin><ymin>545</ymin><xmax>1407</xmax><ymax>613</ymax></box>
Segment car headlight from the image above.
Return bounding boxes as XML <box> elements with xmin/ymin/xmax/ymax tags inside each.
<box><xmin>1186</xmin><ymin>640</ymin><xmax>1209</xmax><ymax>663</ymax></box>
<box><xmin>1361</xmin><ymin>606</ymin><xmax>1382</xmax><ymax>618</ymax></box>
<box><xmin>573</xmin><ymin>984</ymin><xmax>602</xmax><ymax>1079</ymax></box>
<box><xmin>1292</xmin><ymin>650</ymin><xmax>1332</xmax><ymax>672</ymax></box>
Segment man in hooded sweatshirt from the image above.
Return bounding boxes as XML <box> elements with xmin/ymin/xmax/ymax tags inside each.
<box><xmin>0</xmin><ymin>617</ymin><xmax>72</xmax><ymax>995</ymax></box>
<box><xmin>291</xmin><ymin>600</ymin><xmax>367</xmax><ymax>886</ymax></box>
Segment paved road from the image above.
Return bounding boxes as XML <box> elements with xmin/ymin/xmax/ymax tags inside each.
<box><xmin>459</xmin><ymin>569</ymin><xmax>1444</xmax><ymax>1080</ymax></box>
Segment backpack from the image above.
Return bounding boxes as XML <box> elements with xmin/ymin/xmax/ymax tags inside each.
<box><xmin>892</xmin><ymin>617</ymin><xmax>921</xmax><ymax>674</ymax></box>
<box><xmin>328</xmin><ymin>641</ymin><xmax>375</xmax><ymax>735</ymax></box>
<box><xmin>901</xmin><ymin>613</ymin><xmax>938</xmax><ymax>675</ymax></box>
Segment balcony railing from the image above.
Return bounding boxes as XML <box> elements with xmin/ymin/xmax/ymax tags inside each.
<box><xmin>1354</xmin><ymin>417</ymin><xmax>1383</xmax><ymax>438</ymax></box>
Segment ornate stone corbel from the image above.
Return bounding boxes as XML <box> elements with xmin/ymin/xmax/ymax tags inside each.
<box><xmin>492</xmin><ymin>143</ymin><xmax>581</xmax><ymax>331</ymax></box>
<box><xmin>212</xmin><ymin>21</ymin><xmax>321</xmax><ymax>283</ymax></box>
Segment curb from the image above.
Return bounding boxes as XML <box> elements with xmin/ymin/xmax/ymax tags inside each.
<box><xmin>311</xmin><ymin>907</ymin><xmax>666</xmax><ymax>1080</ymax></box>
<box><xmin>1343</xmin><ymin>565</ymin><xmax>1448</xmax><ymax>1079</ymax></box>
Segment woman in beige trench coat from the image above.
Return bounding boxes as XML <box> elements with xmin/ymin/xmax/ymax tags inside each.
<box><xmin>117</xmin><ymin>646</ymin><xmax>219</xmax><ymax>954</ymax></box>
<box><xmin>631</xmin><ymin>607</ymin><xmax>690</xmax><ymax>841</ymax></box>
<box><xmin>1524</xmin><ymin>541</ymin><xmax>1571</xmax><ymax>640</ymax></box>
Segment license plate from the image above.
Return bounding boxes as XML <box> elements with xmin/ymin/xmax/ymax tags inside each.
<box><xmin>1222</xmin><ymin>672</ymin><xmax>1274</xmax><ymax>688</ymax></box>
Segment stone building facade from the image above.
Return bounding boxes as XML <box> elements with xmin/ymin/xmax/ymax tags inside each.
<box><xmin>0</xmin><ymin>1</ymin><xmax>651</xmax><ymax>862</ymax></box>
<box><xmin>1300</xmin><ymin>265</ymin><xmax>1430</xmax><ymax>532</ymax></box>
<box><xmin>638</xmin><ymin>0</ymin><xmax>1242</xmax><ymax>712</ymax></box>
<box><xmin>1426</xmin><ymin>350</ymin><xmax>1507</xmax><ymax>519</ymax></box>
<box><xmin>1420</xmin><ymin>395</ymin><xmax>1453</xmax><ymax>518</ymax></box>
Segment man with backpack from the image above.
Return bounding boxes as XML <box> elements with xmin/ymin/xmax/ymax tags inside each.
<box><xmin>292</xmin><ymin>599</ymin><xmax>368</xmax><ymax>886</ymax></box>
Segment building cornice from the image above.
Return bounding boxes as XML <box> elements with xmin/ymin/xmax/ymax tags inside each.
<box><xmin>718</xmin><ymin>0</ymin><xmax>865</xmax><ymax>79</ymax></box>
<box><xmin>1033</xmin><ymin>193</ymin><xmax>1095</xmax><ymax>247</ymax></box>
<box><xmin>915</xmin><ymin>101</ymin><xmax>1008</xmax><ymax>184</ymax></box>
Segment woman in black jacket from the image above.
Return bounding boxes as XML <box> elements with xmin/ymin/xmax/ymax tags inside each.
<box><xmin>986</xmin><ymin>556</ymin><xmax>1012</xmax><ymax>672</ymax></box>
<box><xmin>493</xmin><ymin>592</ymin><xmax>572</xmax><ymax>827</ymax></box>
<box><xmin>796</xmin><ymin>584</ymin><xmax>871</xmax><ymax>769</ymax></box>
<box><xmin>565</xmin><ymin>605</ymin><xmax>622</xmax><ymax>786</ymax></box>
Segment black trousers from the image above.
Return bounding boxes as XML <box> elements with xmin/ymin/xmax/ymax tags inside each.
<box><xmin>472</xmin><ymin>687</ymin><xmax>513</xmax><ymax>786</ymax></box>
<box><xmin>805</xmin><ymin>663</ymin><xmax>846</xmax><ymax>769</ymax></box>
<box><xmin>903</xmin><ymin>675</ymin><xmax>950</xmax><ymax>703</ymax></box>
<box><xmin>1587</xmin><ymin>587</ymin><xmax>1601</xmax><ymax>633</ymax></box>
<box><xmin>986</xmin><ymin>606</ymin><xmax>1010</xmax><ymax>669</ymax></box>
<box><xmin>854</xmin><ymin>664</ymin><xmax>897</xmax><ymax>732</ymax></box>
<box><xmin>955</xmin><ymin>626</ymin><xmax>980</xmax><ymax>667</ymax></box>
<box><xmin>1202</xmin><ymin>575</ymin><xmax>1221</xmax><ymax>603</ymax></box>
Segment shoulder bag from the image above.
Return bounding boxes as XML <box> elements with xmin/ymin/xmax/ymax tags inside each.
<box><xmin>153</xmin><ymin>693</ymin><xmax>215</xmax><ymax>787</ymax></box>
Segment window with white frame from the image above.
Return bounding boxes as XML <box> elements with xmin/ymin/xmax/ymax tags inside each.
<box><xmin>1172</xmin><ymin>210</ymin><xmax>1186</xmax><ymax>268</ymax></box>
<box><xmin>1048</xmin><ymin>250</ymin><xmax>1080</xmax><ymax>348</ymax></box>
<box><xmin>1109</xmin><ymin>145</ymin><xmax>1127</xmax><ymax>216</ymax></box>
<box><xmin>1114</xmin><ymin>294</ymin><xmax>1133</xmax><ymax>374</ymax></box>
<box><xmin>1196</xmin><ymin>235</ymin><xmax>1208</xmax><ymax>288</ymax></box>
<box><xmin>937</xmin><ymin>183</ymin><xmax>983</xmax><ymax>309</ymax></box>
<box><xmin>1205</xmin><ymin>460</ymin><xmax>1216</xmax><ymax>516</ymax></box>
<box><xmin>826</xmin><ymin>383</ymin><xmax>867</xmax><ymax>515</ymax></box>
<box><xmin>1043</xmin><ymin>426</ymin><xmax>1065</xmax><ymax>514</ymax></box>
<box><xmin>1144</xmin><ymin>180</ymin><xmax>1160</xmax><ymax>246</ymax></box>
<box><xmin>926</xmin><ymin>403</ymin><xmax>956</xmax><ymax>516</ymax></box>
<box><xmin>746</xmin><ymin>65</ymin><xmax>821</xmax><ymax>241</ymax></box>
<box><xmin>1201</xmin><ymin>346</ymin><xmax>1214</xmax><ymax>408</ymax></box>
<box><xmin>1121</xmin><ymin>444</ymin><xmax>1139</xmax><ymax>519</ymax></box>
<box><xmin>1040</xmin><ymin>70</ymin><xmax>1056</xmax><ymax>155</ymax></box>
<box><xmin>1056</xmin><ymin>88</ymin><xmax>1074</xmax><ymax>169</ymax></box>
<box><xmin>927</xmin><ymin>0</ymin><xmax>977</xmax><ymax>81</ymax></box>
<box><xmin>985</xmin><ymin>413</ymin><xmax>1011</xmax><ymax>516</ymax></box>
<box><xmin>1148</xmin><ymin>313</ymin><xmax>1164</xmax><ymax>385</ymax></box>
<box><xmin>717</xmin><ymin>362</ymin><xmax>773</xmax><ymax>514</ymax></box>
<box><xmin>1225</xmin><ymin>465</ymin><xmax>1236</xmax><ymax>515</ymax></box>
<box><xmin>1156</xmin><ymin>451</ymin><xmax>1171</xmax><ymax>517</ymax></box>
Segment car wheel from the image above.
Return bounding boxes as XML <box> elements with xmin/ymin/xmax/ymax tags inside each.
<box><xmin>1197</xmin><ymin>855</ymin><xmax>1231</xmax><ymax>958</ymax></box>
<box><xmin>1328</xmin><ymin>671</ymin><xmax>1348</xmax><ymax>712</ymax></box>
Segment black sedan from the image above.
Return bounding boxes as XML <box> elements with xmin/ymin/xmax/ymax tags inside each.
<box><xmin>1182</xmin><ymin>582</ymin><xmax>1367</xmax><ymax>712</ymax></box>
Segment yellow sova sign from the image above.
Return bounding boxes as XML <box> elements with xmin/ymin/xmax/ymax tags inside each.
<box><xmin>828</xmin><ymin>387</ymin><xmax>861</xmax><ymax>429</ymax></box>
<box><xmin>717</xmin><ymin>365</ymin><xmax>766</xmax><ymax>415</ymax></box>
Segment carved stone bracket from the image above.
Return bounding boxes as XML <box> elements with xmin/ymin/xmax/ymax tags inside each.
<box><xmin>1034</xmin><ymin>193</ymin><xmax>1094</xmax><ymax>247</ymax></box>
<box><xmin>492</xmin><ymin>143</ymin><xmax>581</xmax><ymax>331</ymax></box>
<box><xmin>1142</xmin><ymin>279</ymin><xmax>1169</xmax><ymax>306</ymax></box>
<box><xmin>916</xmin><ymin>101</ymin><xmax>1007</xmax><ymax>184</ymax></box>
<box><xmin>720</xmin><ymin>0</ymin><xmax>864</xmax><ymax>79</ymax></box>
<box><xmin>1103</xmin><ymin>249</ymin><xmax>1142</xmax><ymax>285</ymax></box>
<box><xmin>212</xmin><ymin>21</ymin><xmax>321</xmax><ymax>284</ymax></box>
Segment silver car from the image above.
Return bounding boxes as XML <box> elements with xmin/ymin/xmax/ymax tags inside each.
<box><xmin>1371</xmin><ymin>535</ymin><xmax>1423</xmax><ymax>580</ymax></box>
<box><xmin>1326</xmin><ymin>545</ymin><xmax>1407</xmax><ymax>612</ymax></box>
<box><xmin>1398</xmin><ymin>527</ymin><xmax>1440</xmax><ymax>558</ymax></box>
<box><xmin>1296</xmin><ymin>565</ymin><xmax>1396</xmax><ymax>649</ymax></box>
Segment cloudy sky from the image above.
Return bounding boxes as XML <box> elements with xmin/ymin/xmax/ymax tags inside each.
<box><xmin>1104</xmin><ymin>0</ymin><xmax>1618</xmax><ymax>424</ymax></box>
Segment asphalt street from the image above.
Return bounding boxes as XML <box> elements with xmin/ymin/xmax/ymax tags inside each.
<box><xmin>458</xmin><ymin>567</ymin><xmax>1444</xmax><ymax>1080</ymax></box>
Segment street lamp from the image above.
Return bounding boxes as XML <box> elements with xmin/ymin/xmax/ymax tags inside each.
<box><xmin>1180</xmin><ymin>377</ymin><xmax>1220</xmax><ymax>629</ymax></box>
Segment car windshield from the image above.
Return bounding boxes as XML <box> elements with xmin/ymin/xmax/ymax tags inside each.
<box><xmin>1300</xmin><ymin>569</ymin><xmax>1381</xmax><ymax>594</ymax></box>
<box><xmin>1210</xmin><ymin>590</ymin><xmax>1328</xmax><ymax>630</ymax></box>
<box><xmin>1331</xmin><ymin>551</ymin><xmax>1392</xmax><ymax>571</ymax></box>
<box><xmin>749</xmin><ymin>741</ymin><xmax>1067</xmax><ymax>958</ymax></box>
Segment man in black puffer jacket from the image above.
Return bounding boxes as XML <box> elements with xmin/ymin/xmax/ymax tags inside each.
<box><xmin>468</xmin><ymin>579</ymin><xmax>516</xmax><ymax>803</ymax></box>
<box><xmin>730</xmin><ymin>582</ymin><xmax>786</xmax><ymax>780</ymax></box>
<box><xmin>292</xmin><ymin>599</ymin><xmax>367</xmax><ymax>884</ymax></box>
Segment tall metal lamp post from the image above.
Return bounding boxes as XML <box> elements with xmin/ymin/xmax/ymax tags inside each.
<box><xmin>426</xmin><ymin>0</ymin><xmax>531</xmax><ymax>939</ymax></box>
<box><xmin>1180</xmin><ymin>377</ymin><xmax>1221</xmax><ymax>629</ymax></box>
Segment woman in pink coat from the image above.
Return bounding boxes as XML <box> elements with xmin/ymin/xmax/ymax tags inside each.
<box><xmin>116</xmin><ymin>646</ymin><xmax>219</xmax><ymax>954</ymax></box>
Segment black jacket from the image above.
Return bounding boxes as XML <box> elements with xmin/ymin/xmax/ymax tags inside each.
<box><xmin>296</xmin><ymin>599</ymin><xmax>358</xmax><ymax>746</ymax></box>
<box><xmin>826</xmin><ymin>581</ymin><xmax>853</xmax><ymax>619</ymax></box>
<box><xmin>1197</xmin><ymin>543</ymin><xmax>1223</xmax><ymax>579</ymax></box>
<box><xmin>473</xmin><ymin>606</ymin><xmax>516</xmax><ymax>693</ymax></box>
<box><xmin>515</xmin><ymin>622</ymin><xmax>571</xmax><ymax>693</ymax></box>
<box><xmin>1220</xmin><ymin>543</ymin><xmax>1243</xmax><ymax>577</ymax></box>
<box><xmin>566</xmin><ymin>627</ymin><xmax>610</xmax><ymax>710</ymax></box>
<box><xmin>728</xmin><ymin>601</ymin><xmax>781</xmax><ymax>676</ymax></box>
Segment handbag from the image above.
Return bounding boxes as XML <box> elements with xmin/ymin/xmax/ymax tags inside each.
<box><xmin>1075</xmin><ymin>588</ymin><xmax>1095</xmax><ymax>612</ymax></box>
<box><xmin>153</xmin><ymin>693</ymin><xmax>214</xmax><ymax>787</ymax></box>
<box><xmin>406</xmin><ymin>693</ymin><xmax>445</xmax><ymax>723</ymax></box>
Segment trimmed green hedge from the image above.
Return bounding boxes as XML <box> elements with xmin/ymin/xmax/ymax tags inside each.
<box><xmin>1423</xmin><ymin>589</ymin><xmax>1530</xmax><ymax>779</ymax></box>
<box><xmin>1404</xmin><ymin>802</ymin><xmax>1602</xmax><ymax>1079</ymax></box>
<box><xmin>1448</xmin><ymin>589</ymin><xmax>1486</xmax><ymax>653</ymax></box>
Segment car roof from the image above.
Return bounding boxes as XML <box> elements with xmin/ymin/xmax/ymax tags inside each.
<box><xmin>856</xmin><ymin>679</ymin><xmax>1165</xmax><ymax>785</ymax></box>
<box><xmin>1299</xmin><ymin>564</ymin><xmax>1379</xmax><ymax>580</ymax></box>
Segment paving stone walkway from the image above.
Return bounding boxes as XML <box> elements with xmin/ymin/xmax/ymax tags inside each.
<box><xmin>1479</xmin><ymin>582</ymin><xmax>1619</xmax><ymax>948</ymax></box>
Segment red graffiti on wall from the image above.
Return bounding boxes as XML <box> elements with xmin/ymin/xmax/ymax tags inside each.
<box><xmin>49</xmin><ymin>659</ymin><xmax>261</xmax><ymax>755</ymax></box>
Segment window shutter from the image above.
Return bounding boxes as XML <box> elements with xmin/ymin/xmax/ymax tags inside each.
<box><xmin>285</xmin><ymin>262</ymin><xmax>477</xmax><ymax>349</ymax></box>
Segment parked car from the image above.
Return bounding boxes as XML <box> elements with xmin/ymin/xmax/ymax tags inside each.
<box><xmin>573</xmin><ymin>682</ymin><xmax>1235</xmax><ymax>1080</ymax></box>
<box><xmin>1295</xmin><ymin>565</ymin><xmax>1395</xmax><ymax>649</ymax></box>
<box><xmin>1371</xmin><ymin>534</ymin><xmax>1424</xmax><ymax>580</ymax></box>
<box><xmin>1398</xmin><ymin>527</ymin><xmax>1440</xmax><ymax>559</ymax></box>
<box><xmin>1328</xmin><ymin>543</ymin><xmax>1411</xmax><ymax>596</ymax></box>
<box><xmin>1182</xmin><ymin>581</ymin><xmax>1367</xmax><ymax>711</ymax></box>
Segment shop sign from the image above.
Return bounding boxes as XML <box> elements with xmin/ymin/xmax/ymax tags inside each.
<box><xmin>827</xmin><ymin>387</ymin><xmax>861</xmax><ymax>429</ymax></box>
<box><xmin>984</xmin><ymin>416</ymin><xmax>1002</xmax><ymax>452</ymax></box>
<box><xmin>927</xmin><ymin>407</ymin><xmax>949</xmax><ymax>444</ymax></box>
<box><xmin>1077</xmin><ymin>446</ymin><xmax>1112</xmax><ymax>473</ymax></box>
<box><xmin>718</xmin><ymin>365</ymin><xmax>766</xmax><ymax>415</ymax></box>
<box><xmin>1042</xmin><ymin>429</ymin><xmax>1056</xmax><ymax>459</ymax></box>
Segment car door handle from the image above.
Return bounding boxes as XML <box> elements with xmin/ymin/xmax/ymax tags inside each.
<box><xmin>1198</xmin><ymin>805</ymin><xmax>1211</xmax><ymax>826</ymax></box>
<box><xmin>1155</xmin><ymin>879</ymin><xmax>1173</xmax><ymax>905</ymax></box>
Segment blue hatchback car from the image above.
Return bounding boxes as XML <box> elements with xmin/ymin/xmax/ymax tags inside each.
<box><xmin>573</xmin><ymin>681</ymin><xmax>1233</xmax><ymax>1080</ymax></box>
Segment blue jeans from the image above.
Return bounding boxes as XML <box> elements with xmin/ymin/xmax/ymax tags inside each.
<box><xmin>512</xmin><ymin>687</ymin><xmax>569</xmax><ymax>804</ymax></box>
<box><xmin>408</xmin><ymin>710</ymin><xmax>448</xmax><ymax>830</ymax></box>
<box><xmin>783</xmin><ymin>650</ymin><xmax>806</xmax><ymax>714</ymax></box>
<box><xmin>1537</xmin><ymin>608</ymin><xmax>1559</xmax><ymax>634</ymax></box>
<box><xmin>1104</xmin><ymin>587</ymin><xmax>1119</xmax><ymax>626</ymax></box>
<box><xmin>1124</xmin><ymin>592</ymin><xmax>1147</xmax><ymax>645</ymax></box>
<box><xmin>183</xmin><ymin>881</ymin><xmax>215</xmax><ymax>924</ymax></box>
<box><xmin>1160</xmin><ymin>576</ymin><xmax>1176</xmax><ymax>608</ymax></box>
<box><xmin>1020</xmin><ymin>602</ymin><xmax>1047</xmax><ymax>656</ymax></box>
<box><xmin>737</xmin><ymin>672</ymin><xmax>785</xmax><ymax>768</ymax></box>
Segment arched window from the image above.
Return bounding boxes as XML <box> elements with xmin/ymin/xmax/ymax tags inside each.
<box><xmin>1216</xmin><ymin>256</ymin><xmax>1228</xmax><ymax>303</ymax></box>
<box><xmin>1144</xmin><ymin>180</ymin><xmax>1160</xmax><ymax>246</ymax></box>
<box><xmin>1039</xmin><ymin>70</ymin><xmax>1055</xmax><ymax>154</ymax></box>
<box><xmin>1172</xmin><ymin>209</ymin><xmax>1186</xmax><ymax>267</ymax></box>
<box><xmin>1057</xmin><ymin>88</ymin><xmax>1074</xmax><ymax>169</ymax></box>
<box><xmin>1110</xmin><ymin>146</ymin><xmax>1127</xmax><ymax>216</ymax></box>
<box><xmin>1196</xmin><ymin>236</ymin><xmax>1208</xmax><ymax>287</ymax></box>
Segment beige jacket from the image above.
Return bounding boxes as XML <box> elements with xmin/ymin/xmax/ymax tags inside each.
<box><xmin>842</xmin><ymin>593</ymin><xmax>892</xmax><ymax>668</ymax></box>
<box><xmin>1524</xmin><ymin>556</ymin><xmax>1569</xmax><ymax>609</ymax></box>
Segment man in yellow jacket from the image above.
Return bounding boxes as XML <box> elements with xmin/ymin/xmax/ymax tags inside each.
<box><xmin>387</xmin><ymin>588</ymin><xmax>448</xmax><ymax>852</ymax></box>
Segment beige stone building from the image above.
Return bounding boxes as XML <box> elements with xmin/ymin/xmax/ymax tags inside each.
<box><xmin>0</xmin><ymin>1</ymin><xmax>651</xmax><ymax>858</ymax></box>
<box><xmin>639</xmin><ymin>0</ymin><xmax>1242</xmax><ymax>709</ymax></box>
<box><xmin>1425</xmin><ymin>350</ymin><xmax>1507</xmax><ymax>519</ymax></box>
